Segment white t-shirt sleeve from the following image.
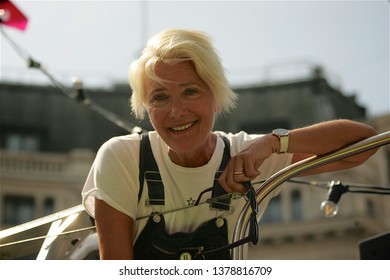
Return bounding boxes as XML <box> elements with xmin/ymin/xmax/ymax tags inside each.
<box><xmin>81</xmin><ymin>134</ymin><xmax>140</xmax><ymax>220</ymax></box>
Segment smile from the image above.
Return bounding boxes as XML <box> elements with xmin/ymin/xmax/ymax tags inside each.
<box><xmin>170</xmin><ymin>121</ymin><xmax>196</xmax><ymax>132</ymax></box>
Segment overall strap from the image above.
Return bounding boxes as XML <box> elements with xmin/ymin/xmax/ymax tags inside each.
<box><xmin>138</xmin><ymin>132</ymin><xmax>164</xmax><ymax>205</ymax></box>
<box><xmin>210</xmin><ymin>135</ymin><xmax>231</xmax><ymax>210</ymax></box>
<box><xmin>138</xmin><ymin>133</ymin><xmax>231</xmax><ymax>210</ymax></box>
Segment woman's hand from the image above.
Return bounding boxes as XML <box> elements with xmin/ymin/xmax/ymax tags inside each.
<box><xmin>218</xmin><ymin>134</ymin><xmax>278</xmax><ymax>193</ymax></box>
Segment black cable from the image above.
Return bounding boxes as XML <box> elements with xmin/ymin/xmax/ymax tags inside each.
<box><xmin>2</xmin><ymin>27</ymin><xmax>145</xmax><ymax>134</ymax></box>
<box><xmin>287</xmin><ymin>178</ymin><xmax>390</xmax><ymax>195</ymax></box>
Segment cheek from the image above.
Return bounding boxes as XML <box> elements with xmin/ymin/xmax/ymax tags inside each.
<box><xmin>146</xmin><ymin>107</ymin><xmax>156</xmax><ymax>122</ymax></box>
<box><xmin>198</xmin><ymin>106</ymin><xmax>217</xmax><ymax>127</ymax></box>
<box><xmin>204</xmin><ymin>99</ymin><xmax>218</xmax><ymax>117</ymax></box>
<box><xmin>147</xmin><ymin>107</ymin><xmax>165</xmax><ymax>127</ymax></box>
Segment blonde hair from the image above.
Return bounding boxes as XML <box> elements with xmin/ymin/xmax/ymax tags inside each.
<box><xmin>129</xmin><ymin>28</ymin><xmax>237</xmax><ymax>119</ymax></box>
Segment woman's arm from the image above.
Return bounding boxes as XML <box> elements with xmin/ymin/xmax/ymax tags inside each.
<box><xmin>289</xmin><ymin>119</ymin><xmax>378</xmax><ymax>173</ymax></box>
<box><xmin>219</xmin><ymin>119</ymin><xmax>378</xmax><ymax>193</ymax></box>
<box><xmin>95</xmin><ymin>198</ymin><xmax>134</xmax><ymax>260</ymax></box>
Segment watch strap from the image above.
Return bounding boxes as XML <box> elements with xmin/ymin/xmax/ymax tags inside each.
<box><xmin>272</xmin><ymin>129</ymin><xmax>289</xmax><ymax>154</ymax></box>
<box><xmin>278</xmin><ymin>134</ymin><xmax>289</xmax><ymax>153</ymax></box>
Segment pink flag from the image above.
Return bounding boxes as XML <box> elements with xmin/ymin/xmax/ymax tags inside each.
<box><xmin>0</xmin><ymin>0</ymin><xmax>28</xmax><ymax>31</ymax></box>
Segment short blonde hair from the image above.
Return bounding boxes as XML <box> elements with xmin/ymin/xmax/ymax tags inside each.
<box><xmin>129</xmin><ymin>28</ymin><xmax>237</xmax><ymax>119</ymax></box>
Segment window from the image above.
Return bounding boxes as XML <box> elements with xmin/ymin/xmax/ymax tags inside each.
<box><xmin>291</xmin><ymin>190</ymin><xmax>303</xmax><ymax>221</ymax></box>
<box><xmin>43</xmin><ymin>197</ymin><xmax>55</xmax><ymax>216</ymax></box>
<box><xmin>2</xmin><ymin>195</ymin><xmax>35</xmax><ymax>226</ymax></box>
<box><xmin>5</xmin><ymin>134</ymin><xmax>39</xmax><ymax>152</ymax></box>
<box><xmin>365</xmin><ymin>199</ymin><xmax>375</xmax><ymax>218</ymax></box>
<box><xmin>0</xmin><ymin>125</ymin><xmax>44</xmax><ymax>152</ymax></box>
<box><xmin>260</xmin><ymin>196</ymin><xmax>282</xmax><ymax>224</ymax></box>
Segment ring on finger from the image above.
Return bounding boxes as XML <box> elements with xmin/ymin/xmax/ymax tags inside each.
<box><xmin>233</xmin><ymin>171</ymin><xmax>245</xmax><ymax>175</ymax></box>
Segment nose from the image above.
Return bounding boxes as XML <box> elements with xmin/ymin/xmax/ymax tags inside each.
<box><xmin>169</xmin><ymin>97</ymin><xmax>188</xmax><ymax>118</ymax></box>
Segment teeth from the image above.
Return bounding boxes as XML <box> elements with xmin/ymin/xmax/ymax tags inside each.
<box><xmin>171</xmin><ymin>122</ymin><xmax>194</xmax><ymax>131</ymax></box>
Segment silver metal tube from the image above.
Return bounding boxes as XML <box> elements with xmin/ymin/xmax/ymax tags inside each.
<box><xmin>232</xmin><ymin>131</ymin><xmax>390</xmax><ymax>259</ymax></box>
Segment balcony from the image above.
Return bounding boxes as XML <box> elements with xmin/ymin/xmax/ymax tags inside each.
<box><xmin>0</xmin><ymin>149</ymin><xmax>94</xmax><ymax>182</ymax></box>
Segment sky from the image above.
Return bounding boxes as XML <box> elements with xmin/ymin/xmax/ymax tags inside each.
<box><xmin>1</xmin><ymin>0</ymin><xmax>389</xmax><ymax>117</ymax></box>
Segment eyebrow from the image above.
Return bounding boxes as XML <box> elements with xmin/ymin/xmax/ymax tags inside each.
<box><xmin>149</xmin><ymin>82</ymin><xmax>204</xmax><ymax>94</ymax></box>
<box><xmin>178</xmin><ymin>82</ymin><xmax>203</xmax><ymax>87</ymax></box>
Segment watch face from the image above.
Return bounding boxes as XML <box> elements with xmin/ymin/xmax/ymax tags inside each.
<box><xmin>273</xmin><ymin>128</ymin><xmax>289</xmax><ymax>136</ymax></box>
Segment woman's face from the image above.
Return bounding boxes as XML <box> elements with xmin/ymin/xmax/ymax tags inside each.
<box><xmin>145</xmin><ymin>60</ymin><xmax>217</xmax><ymax>158</ymax></box>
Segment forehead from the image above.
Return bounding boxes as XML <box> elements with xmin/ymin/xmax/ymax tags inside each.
<box><xmin>155</xmin><ymin>60</ymin><xmax>196</xmax><ymax>78</ymax></box>
<box><xmin>147</xmin><ymin>60</ymin><xmax>205</xmax><ymax>87</ymax></box>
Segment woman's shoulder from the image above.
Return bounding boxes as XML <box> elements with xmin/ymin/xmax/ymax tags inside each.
<box><xmin>97</xmin><ymin>133</ymin><xmax>141</xmax><ymax>158</ymax></box>
<box><xmin>104</xmin><ymin>132</ymin><xmax>140</xmax><ymax>146</ymax></box>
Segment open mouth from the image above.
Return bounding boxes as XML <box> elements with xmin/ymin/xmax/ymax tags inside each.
<box><xmin>169</xmin><ymin>121</ymin><xmax>197</xmax><ymax>132</ymax></box>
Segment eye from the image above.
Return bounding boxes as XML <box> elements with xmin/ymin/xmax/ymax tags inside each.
<box><xmin>184</xmin><ymin>88</ymin><xmax>200</xmax><ymax>96</ymax></box>
<box><xmin>151</xmin><ymin>93</ymin><xmax>169</xmax><ymax>102</ymax></box>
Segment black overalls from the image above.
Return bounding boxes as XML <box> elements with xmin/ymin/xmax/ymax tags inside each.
<box><xmin>133</xmin><ymin>133</ymin><xmax>232</xmax><ymax>260</ymax></box>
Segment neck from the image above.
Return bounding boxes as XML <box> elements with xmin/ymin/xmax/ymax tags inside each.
<box><xmin>168</xmin><ymin>134</ymin><xmax>217</xmax><ymax>167</ymax></box>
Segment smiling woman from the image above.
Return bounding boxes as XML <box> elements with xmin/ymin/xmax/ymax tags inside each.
<box><xmin>81</xmin><ymin>28</ymin><xmax>379</xmax><ymax>260</ymax></box>
<box><xmin>145</xmin><ymin>61</ymin><xmax>218</xmax><ymax>165</ymax></box>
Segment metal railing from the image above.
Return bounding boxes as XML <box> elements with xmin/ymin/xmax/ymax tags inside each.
<box><xmin>232</xmin><ymin>131</ymin><xmax>390</xmax><ymax>259</ymax></box>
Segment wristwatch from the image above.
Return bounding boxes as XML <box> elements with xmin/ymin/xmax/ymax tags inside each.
<box><xmin>272</xmin><ymin>128</ymin><xmax>289</xmax><ymax>154</ymax></box>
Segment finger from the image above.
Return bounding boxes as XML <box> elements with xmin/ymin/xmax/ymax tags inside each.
<box><xmin>219</xmin><ymin>158</ymin><xmax>245</xmax><ymax>193</ymax></box>
<box><xmin>235</xmin><ymin>149</ymin><xmax>261</xmax><ymax>178</ymax></box>
<box><xmin>219</xmin><ymin>170</ymin><xmax>252</xmax><ymax>193</ymax></box>
<box><xmin>243</xmin><ymin>159</ymin><xmax>261</xmax><ymax>178</ymax></box>
<box><xmin>226</xmin><ymin>157</ymin><xmax>242</xmax><ymax>190</ymax></box>
<box><xmin>229</xmin><ymin>156</ymin><xmax>254</xmax><ymax>191</ymax></box>
<box><xmin>227</xmin><ymin>172</ymin><xmax>250</xmax><ymax>193</ymax></box>
<box><xmin>230</xmin><ymin>155</ymin><xmax>259</xmax><ymax>182</ymax></box>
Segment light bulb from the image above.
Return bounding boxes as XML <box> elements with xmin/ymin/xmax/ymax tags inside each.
<box><xmin>0</xmin><ymin>9</ymin><xmax>11</xmax><ymax>22</ymax></box>
<box><xmin>320</xmin><ymin>199</ymin><xmax>339</xmax><ymax>218</ymax></box>
<box><xmin>320</xmin><ymin>181</ymin><xmax>347</xmax><ymax>218</ymax></box>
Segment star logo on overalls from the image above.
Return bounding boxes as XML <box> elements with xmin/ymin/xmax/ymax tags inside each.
<box><xmin>187</xmin><ymin>197</ymin><xmax>196</xmax><ymax>206</ymax></box>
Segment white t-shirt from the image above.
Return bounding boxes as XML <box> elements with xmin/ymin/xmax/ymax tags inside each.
<box><xmin>82</xmin><ymin>131</ymin><xmax>292</xmax><ymax>248</ymax></box>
